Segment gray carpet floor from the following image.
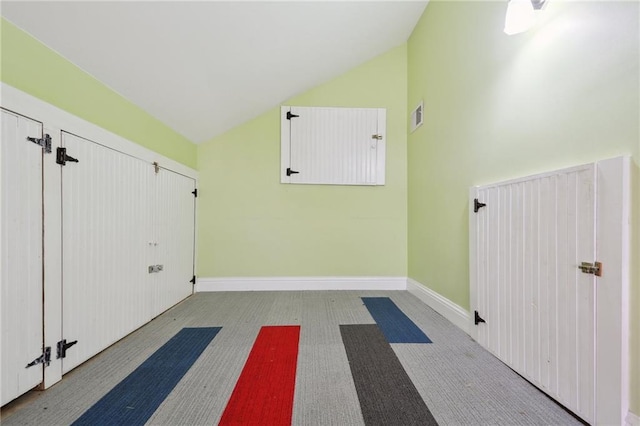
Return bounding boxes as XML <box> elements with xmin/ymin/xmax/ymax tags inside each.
<box><xmin>1</xmin><ymin>291</ymin><xmax>583</xmax><ymax>425</ymax></box>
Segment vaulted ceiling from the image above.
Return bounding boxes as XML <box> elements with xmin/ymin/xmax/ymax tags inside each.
<box><xmin>2</xmin><ymin>1</ymin><xmax>428</xmax><ymax>143</ymax></box>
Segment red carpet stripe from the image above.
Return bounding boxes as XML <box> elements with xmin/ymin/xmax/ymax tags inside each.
<box><xmin>219</xmin><ymin>325</ymin><xmax>300</xmax><ymax>426</ymax></box>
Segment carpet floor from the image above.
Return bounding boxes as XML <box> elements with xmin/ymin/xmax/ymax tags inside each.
<box><xmin>1</xmin><ymin>291</ymin><xmax>584</xmax><ymax>426</ymax></box>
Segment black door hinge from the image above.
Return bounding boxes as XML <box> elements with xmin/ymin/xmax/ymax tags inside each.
<box><xmin>56</xmin><ymin>147</ymin><xmax>79</xmax><ymax>166</ymax></box>
<box><xmin>286</xmin><ymin>111</ymin><xmax>299</xmax><ymax>120</ymax></box>
<box><xmin>26</xmin><ymin>347</ymin><xmax>51</xmax><ymax>368</ymax></box>
<box><xmin>286</xmin><ymin>168</ymin><xmax>299</xmax><ymax>176</ymax></box>
<box><xmin>474</xmin><ymin>198</ymin><xmax>486</xmax><ymax>213</ymax></box>
<box><xmin>56</xmin><ymin>339</ymin><xmax>78</xmax><ymax>359</ymax></box>
<box><xmin>192</xmin><ymin>188</ymin><xmax>198</xmax><ymax>198</ymax></box>
<box><xmin>27</xmin><ymin>134</ymin><xmax>52</xmax><ymax>153</ymax></box>
<box><xmin>190</xmin><ymin>275</ymin><xmax>196</xmax><ymax>285</ymax></box>
<box><xmin>474</xmin><ymin>311</ymin><xmax>486</xmax><ymax>325</ymax></box>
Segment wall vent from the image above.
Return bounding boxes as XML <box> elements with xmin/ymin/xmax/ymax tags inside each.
<box><xmin>410</xmin><ymin>101</ymin><xmax>423</xmax><ymax>133</ymax></box>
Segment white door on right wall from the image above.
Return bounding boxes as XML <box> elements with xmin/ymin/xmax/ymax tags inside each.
<box><xmin>471</xmin><ymin>163</ymin><xmax>596</xmax><ymax>424</ymax></box>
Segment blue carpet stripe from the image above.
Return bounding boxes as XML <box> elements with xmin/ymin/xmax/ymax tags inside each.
<box><xmin>72</xmin><ymin>327</ymin><xmax>221</xmax><ymax>426</ymax></box>
<box><xmin>362</xmin><ymin>297</ymin><xmax>432</xmax><ymax>343</ymax></box>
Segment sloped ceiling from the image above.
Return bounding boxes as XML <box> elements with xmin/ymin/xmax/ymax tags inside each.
<box><xmin>2</xmin><ymin>1</ymin><xmax>428</xmax><ymax>143</ymax></box>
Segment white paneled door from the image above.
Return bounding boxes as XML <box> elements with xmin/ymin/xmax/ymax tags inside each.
<box><xmin>60</xmin><ymin>132</ymin><xmax>151</xmax><ymax>373</ymax></box>
<box><xmin>148</xmin><ymin>167</ymin><xmax>196</xmax><ymax>318</ymax></box>
<box><xmin>471</xmin><ymin>164</ymin><xmax>596</xmax><ymax>424</ymax></box>
<box><xmin>60</xmin><ymin>132</ymin><xmax>195</xmax><ymax>374</ymax></box>
<box><xmin>1</xmin><ymin>110</ymin><xmax>45</xmax><ymax>405</ymax></box>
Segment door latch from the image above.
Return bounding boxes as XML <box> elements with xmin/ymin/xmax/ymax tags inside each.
<box><xmin>148</xmin><ymin>264</ymin><xmax>164</xmax><ymax>273</ymax></box>
<box><xmin>578</xmin><ymin>261</ymin><xmax>602</xmax><ymax>277</ymax></box>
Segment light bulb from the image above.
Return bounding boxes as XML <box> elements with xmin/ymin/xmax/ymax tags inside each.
<box><xmin>504</xmin><ymin>0</ymin><xmax>536</xmax><ymax>35</ymax></box>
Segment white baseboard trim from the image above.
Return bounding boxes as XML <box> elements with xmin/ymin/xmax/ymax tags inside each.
<box><xmin>627</xmin><ymin>411</ymin><xmax>640</xmax><ymax>426</ymax></box>
<box><xmin>407</xmin><ymin>278</ymin><xmax>471</xmax><ymax>335</ymax></box>
<box><xmin>196</xmin><ymin>276</ymin><xmax>408</xmax><ymax>292</ymax></box>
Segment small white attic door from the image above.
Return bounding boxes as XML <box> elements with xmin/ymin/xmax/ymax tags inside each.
<box><xmin>470</xmin><ymin>157</ymin><xmax>631</xmax><ymax>425</ymax></box>
<box><xmin>281</xmin><ymin>106</ymin><xmax>386</xmax><ymax>185</ymax></box>
<box><xmin>472</xmin><ymin>164</ymin><xmax>597</xmax><ymax>424</ymax></box>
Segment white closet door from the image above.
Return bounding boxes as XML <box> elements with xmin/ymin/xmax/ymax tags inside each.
<box><xmin>1</xmin><ymin>110</ymin><xmax>44</xmax><ymax>405</ymax></box>
<box><xmin>60</xmin><ymin>132</ymin><xmax>151</xmax><ymax>373</ymax></box>
<box><xmin>148</xmin><ymin>167</ymin><xmax>195</xmax><ymax>317</ymax></box>
<box><xmin>472</xmin><ymin>164</ymin><xmax>596</xmax><ymax>424</ymax></box>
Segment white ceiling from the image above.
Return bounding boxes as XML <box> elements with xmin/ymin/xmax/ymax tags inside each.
<box><xmin>2</xmin><ymin>1</ymin><xmax>428</xmax><ymax>144</ymax></box>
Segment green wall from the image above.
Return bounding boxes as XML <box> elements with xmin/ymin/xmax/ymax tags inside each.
<box><xmin>407</xmin><ymin>0</ymin><xmax>639</xmax><ymax>414</ymax></box>
<box><xmin>0</xmin><ymin>18</ymin><xmax>197</xmax><ymax>168</ymax></box>
<box><xmin>197</xmin><ymin>45</ymin><xmax>407</xmax><ymax>278</ymax></box>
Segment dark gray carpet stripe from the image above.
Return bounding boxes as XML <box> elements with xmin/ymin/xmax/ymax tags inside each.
<box><xmin>340</xmin><ymin>324</ymin><xmax>438</xmax><ymax>426</ymax></box>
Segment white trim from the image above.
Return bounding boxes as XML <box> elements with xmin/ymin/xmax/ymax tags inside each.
<box><xmin>468</xmin><ymin>186</ymin><xmax>479</xmax><ymax>341</ymax></box>
<box><xmin>473</xmin><ymin>162</ymin><xmax>594</xmax><ymax>190</ymax></box>
<box><xmin>42</xmin><ymin>122</ymin><xmax>63</xmax><ymax>389</ymax></box>
<box><xmin>406</xmin><ymin>278</ymin><xmax>471</xmax><ymax>335</ymax></box>
<box><xmin>280</xmin><ymin>106</ymin><xmax>291</xmax><ymax>184</ymax></box>
<box><xmin>1</xmin><ymin>83</ymin><xmax>197</xmax><ymax>179</ymax></box>
<box><xmin>376</xmin><ymin>107</ymin><xmax>386</xmax><ymax>185</ymax></box>
<box><xmin>196</xmin><ymin>276</ymin><xmax>407</xmax><ymax>292</ymax></box>
<box><xmin>626</xmin><ymin>411</ymin><xmax>640</xmax><ymax>426</ymax></box>
<box><xmin>595</xmin><ymin>156</ymin><xmax>631</xmax><ymax>426</ymax></box>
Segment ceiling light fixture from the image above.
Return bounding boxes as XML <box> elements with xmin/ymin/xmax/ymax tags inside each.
<box><xmin>504</xmin><ymin>0</ymin><xmax>546</xmax><ymax>35</ymax></box>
